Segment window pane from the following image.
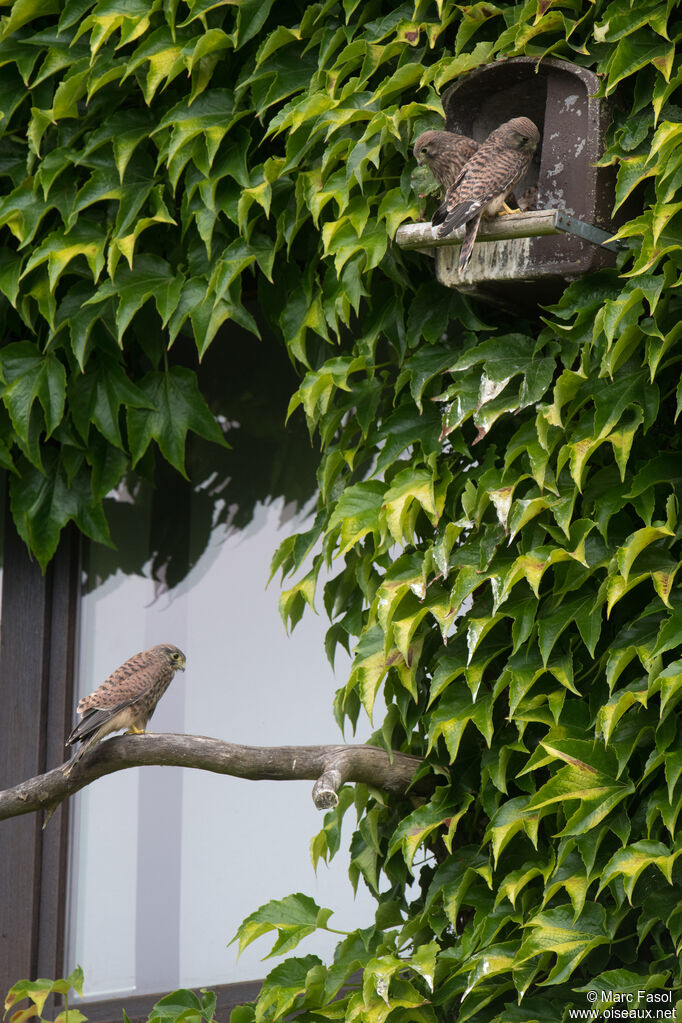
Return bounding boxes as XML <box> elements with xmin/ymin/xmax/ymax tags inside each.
<box><xmin>66</xmin><ymin>492</ymin><xmax>374</xmax><ymax>998</ymax></box>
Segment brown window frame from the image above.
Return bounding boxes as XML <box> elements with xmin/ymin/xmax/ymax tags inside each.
<box><xmin>0</xmin><ymin>515</ymin><xmax>261</xmax><ymax>1020</ymax></box>
<box><xmin>0</xmin><ymin>514</ymin><xmax>79</xmax><ymax>990</ymax></box>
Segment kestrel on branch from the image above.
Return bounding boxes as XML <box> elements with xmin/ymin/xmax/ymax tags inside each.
<box><xmin>432</xmin><ymin>116</ymin><xmax>540</xmax><ymax>271</ymax></box>
<box><xmin>412</xmin><ymin>129</ymin><xmax>479</xmax><ymax>191</ymax></box>
<box><xmin>65</xmin><ymin>643</ymin><xmax>186</xmax><ymax>773</ymax></box>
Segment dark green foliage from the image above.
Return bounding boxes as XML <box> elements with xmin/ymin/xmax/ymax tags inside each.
<box><xmin>2</xmin><ymin>0</ymin><xmax>682</xmax><ymax>1019</ymax></box>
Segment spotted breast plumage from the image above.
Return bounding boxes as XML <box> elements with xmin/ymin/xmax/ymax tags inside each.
<box><xmin>412</xmin><ymin>129</ymin><xmax>479</xmax><ymax>192</ymax></box>
<box><xmin>65</xmin><ymin>643</ymin><xmax>186</xmax><ymax>773</ymax></box>
<box><xmin>432</xmin><ymin>116</ymin><xmax>540</xmax><ymax>272</ymax></box>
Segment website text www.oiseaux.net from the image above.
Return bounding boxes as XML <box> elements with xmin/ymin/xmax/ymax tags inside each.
<box><xmin>568</xmin><ymin>990</ymin><xmax>676</xmax><ymax>1020</ymax></box>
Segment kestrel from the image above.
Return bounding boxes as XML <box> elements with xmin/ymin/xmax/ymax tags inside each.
<box><xmin>432</xmin><ymin>116</ymin><xmax>540</xmax><ymax>271</ymax></box>
<box><xmin>65</xmin><ymin>643</ymin><xmax>186</xmax><ymax>773</ymax></box>
<box><xmin>413</xmin><ymin>130</ymin><xmax>479</xmax><ymax>192</ymax></box>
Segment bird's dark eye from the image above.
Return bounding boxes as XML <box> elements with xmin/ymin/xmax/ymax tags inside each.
<box><xmin>171</xmin><ymin>651</ymin><xmax>181</xmax><ymax>660</ymax></box>
<box><xmin>520</xmin><ymin>135</ymin><xmax>528</xmax><ymax>143</ymax></box>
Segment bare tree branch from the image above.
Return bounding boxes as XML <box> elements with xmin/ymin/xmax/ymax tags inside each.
<box><xmin>0</xmin><ymin>733</ymin><xmax>429</xmax><ymax>823</ymax></box>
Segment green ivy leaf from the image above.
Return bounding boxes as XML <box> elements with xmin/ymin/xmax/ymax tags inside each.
<box><xmin>10</xmin><ymin>450</ymin><xmax>112</xmax><ymax>569</ymax></box>
<box><xmin>0</xmin><ymin>341</ymin><xmax>66</xmax><ymax>440</ymax></box>
<box><xmin>69</xmin><ymin>351</ymin><xmax>153</xmax><ymax>448</ymax></box>
<box><xmin>517</xmin><ymin>904</ymin><xmax>618</xmax><ymax>985</ymax></box>
<box><xmin>231</xmin><ymin>894</ymin><xmax>333</xmax><ymax>959</ymax></box>
<box><xmin>126</xmin><ymin>366</ymin><xmax>227</xmax><ymax>476</ymax></box>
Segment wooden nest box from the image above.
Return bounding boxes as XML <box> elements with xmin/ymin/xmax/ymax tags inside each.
<box><xmin>396</xmin><ymin>57</ymin><xmax>618</xmax><ymax>306</ymax></box>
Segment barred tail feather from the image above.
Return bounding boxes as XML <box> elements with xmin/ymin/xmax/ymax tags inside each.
<box><xmin>458</xmin><ymin>215</ymin><xmax>482</xmax><ymax>272</ymax></box>
<box><xmin>64</xmin><ymin>730</ymin><xmax>102</xmax><ymax>776</ymax></box>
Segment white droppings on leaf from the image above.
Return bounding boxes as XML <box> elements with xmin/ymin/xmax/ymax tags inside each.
<box><xmin>376</xmin><ymin>977</ymin><xmax>390</xmax><ymax>1005</ymax></box>
<box><xmin>479</xmin><ymin>370</ymin><xmax>512</xmax><ymax>407</ymax></box>
<box><xmin>490</xmin><ymin>486</ymin><xmax>514</xmax><ymax>531</ymax></box>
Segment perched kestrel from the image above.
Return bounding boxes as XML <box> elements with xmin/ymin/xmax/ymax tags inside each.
<box><xmin>432</xmin><ymin>116</ymin><xmax>540</xmax><ymax>271</ymax></box>
<box><xmin>412</xmin><ymin>130</ymin><xmax>479</xmax><ymax>191</ymax></box>
<box><xmin>65</xmin><ymin>643</ymin><xmax>186</xmax><ymax>773</ymax></box>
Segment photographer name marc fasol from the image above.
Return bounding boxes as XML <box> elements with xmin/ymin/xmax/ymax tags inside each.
<box><xmin>600</xmin><ymin>992</ymin><xmax>673</xmax><ymax>1003</ymax></box>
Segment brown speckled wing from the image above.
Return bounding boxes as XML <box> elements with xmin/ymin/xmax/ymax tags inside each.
<box><xmin>76</xmin><ymin>648</ymin><xmax>169</xmax><ymax>714</ymax></box>
<box><xmin>435</xmin><ymin>142</ymin><xmax>531</xmax><ymax>235</ymax></box>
